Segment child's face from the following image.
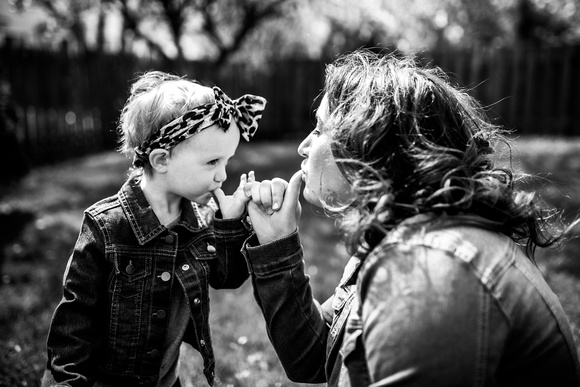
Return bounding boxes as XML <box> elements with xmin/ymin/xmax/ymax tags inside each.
<box><xmin>164</xmin><ymin>123</ymin><xmax>241</xmax><ymax>204</ymax></box>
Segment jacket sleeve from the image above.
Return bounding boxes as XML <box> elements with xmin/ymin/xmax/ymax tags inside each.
<box><xmin>355</xmin><ymin>243</ymin><xmax>487</xmax><ymax>386</ymax></box>
<box><xmin>243</xmin><ymin>230</ymin><xmax>329</xmax><ymax>383</ymax></box>
<box><xmin>209</xmin><ymin>211</ymin><xmax>251</xmax><ymax>289</ymax></box>
<box><xmin>43</xmin><ymin>214</ymin><xmax>109</xmax><ymax>387</ymax></box>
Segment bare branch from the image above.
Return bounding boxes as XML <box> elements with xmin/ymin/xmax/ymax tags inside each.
<box><xmin>199</xmin><ymin>0</ymin><xmax>290</xmax><ymax>66</ymax></box>
<box><xmin>198</xmin><ymin>0</ymin><xmax>225</xmax><ymax>51</ymax></box>
<box><xmin>118</xmin><ymin>0</ymin><xmax>171</xmax><ymax>61</ymax></box>
<box><xmin>158</xmin><ymin>0</ymin><xmax>192</xmax><ymax>59</ymax></box>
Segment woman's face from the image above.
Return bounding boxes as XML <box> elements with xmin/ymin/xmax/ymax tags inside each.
<box><xmin>297</xmin><ymin>95</ymin><xmax>353</xmax><ymax>207</ymax></box>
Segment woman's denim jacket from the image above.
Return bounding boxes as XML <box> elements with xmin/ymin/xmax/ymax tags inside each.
<box><xmin>43</xmin><ymin>178</ymin><xmax>250</xmax><ymax>387</ymax></box>
<box><xmin>243</xmin><ymin>214</ymin><xmax>580</xmax><ymax>386</ymax></box>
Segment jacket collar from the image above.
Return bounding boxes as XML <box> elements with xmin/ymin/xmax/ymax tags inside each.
<box><xmin>338</xmin><ymin>244</ymin><xmax>370</xmax><ymax>287</ymax></box>
<box><xmin>118</xmin><ymin>178</ymin><xmax>203</xmax><ymax>245</ymax></box>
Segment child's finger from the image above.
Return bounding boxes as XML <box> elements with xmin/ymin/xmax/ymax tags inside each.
<box><xmin>212</xmin><ymin>188</ymin><xmax>227</xmax><ymax>206</ymax></box>
<box><xmin>248</xmin><ymin>170</ymin><xmax>256</xmax><ymax>183</ymax></box>
<box><xmin>235</xmin><ymin>173</ymin><xmax>248</xmax><ymax>193</ymax></box>
<box><xmin>238</xmin><ymin>173</ymin><xmax>247</xmax><ymax>189</ymax></box>
<box><xmin>243</xmin><ymin>181</ymin><xmax>257</xmax><ymax>198</ymax></box>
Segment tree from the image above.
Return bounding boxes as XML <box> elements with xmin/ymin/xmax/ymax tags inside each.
<box><xmin>8</xmin><ymin>0</ymin><xmax>297</xmax><ymax>68</ymax></box>
<box><xmin>9</xmin><ymin>0</ymin><xmax>98</xmax><ymax>52</ymax></box>
<box><xmin>6</xmin><ymin>0</ymin><xmax>580</xmax><ymax>65</ymax></box>
<box><xmin>117</xmin><ymin>0</ymin><xmax>297</xmax><ymax>65</ymax></box>
<box><xmin>281</xmin><ymin>0</ymin><xmax>580</xmax><ymax>56</ymax></box>
<box><xmin>515</xmin><ymin>0</ymin><xmax>580</xmax><ymax>45</ymax></box>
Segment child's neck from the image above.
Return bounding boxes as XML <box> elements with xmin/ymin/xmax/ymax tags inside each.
<box><xmin>140</xmin><ymin>174</ymin><xmax>182</xmax><ymax>226</ymax></box>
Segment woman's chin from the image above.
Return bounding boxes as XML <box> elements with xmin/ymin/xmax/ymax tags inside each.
<box><xmin>302</xmin><ymin>188</ymin><xmax>323</xmax><ymax>207</ymax></box>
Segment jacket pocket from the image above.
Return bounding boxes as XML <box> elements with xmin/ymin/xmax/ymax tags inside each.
<box><xmin>187</xmin><ymin>234</ymin><xmax>218</xmax><ymax>261</ymax></box>
<box><xmin>110</xmin><ymin>249</ymin><xmax>152</xmax><ymax>299</ymax></box>
<box><xmin>106</xmin><ymin>248</ymin><xmax>153</xmax><ymax>372</ymax></box>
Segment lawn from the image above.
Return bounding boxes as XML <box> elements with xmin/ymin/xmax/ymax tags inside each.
<box><xmin>0</xmin><ymin>137</ymin><xmax>579</xmax><ymax>387</ymax></box>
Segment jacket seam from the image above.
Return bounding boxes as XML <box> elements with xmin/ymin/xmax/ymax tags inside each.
<box><xmin>513</xmin><ymin>257</ymin><xmax>580</xmax><ymax>366</ymax></box>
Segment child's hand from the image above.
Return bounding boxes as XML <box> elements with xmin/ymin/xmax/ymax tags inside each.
<box><xmin>243</xmin><ymin>171</ymin><xmax>303</xmax><ymax>244</ymax></box>
<box><xmin>212</xmin><ymin>171</ymin><xmax>255</xmax><ymax>219</ymax></box>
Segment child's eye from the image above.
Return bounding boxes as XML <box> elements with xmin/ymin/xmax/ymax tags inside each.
<box><xmin>208</xmin><ymin>159</ymin><xmax>219</xmax><ymax>166</ymax></box>
<box><xmin>312</xmin><ymin>128</ymin><xmax>322</xmax><ymax>136</ymax></box>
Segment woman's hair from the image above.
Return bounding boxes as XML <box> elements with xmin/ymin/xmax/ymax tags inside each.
<box><xmin>321</xmin><ymin>49</ymin><xmax>567</xmax><ymax>258</ymax></box>
<box><xmin>117</xmin><ymin>71</ymin><xmax>214</xmax><ymax>175</ymax></box>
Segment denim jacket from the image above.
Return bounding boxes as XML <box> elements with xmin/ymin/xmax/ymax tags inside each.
<box><xmin>243</xmin><ymin>214</ymin><xmax>580</xmax><ymax>386</ymax></box>
<box><xmin>43</xmin><ymin>178</ymin><xmax>250</xmax><ymax>387</ymax></box>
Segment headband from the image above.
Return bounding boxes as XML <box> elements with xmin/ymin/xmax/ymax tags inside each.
<box><xmin>133</xmin><ymin>86</ymin><xmax>266</xmax><ymax>167</ymax></box>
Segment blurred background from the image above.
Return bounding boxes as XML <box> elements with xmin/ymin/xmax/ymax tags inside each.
<box><xmin>0</xmin><ymin>0</ymin><xmax>579</xmax><ymax>386</ymax></box>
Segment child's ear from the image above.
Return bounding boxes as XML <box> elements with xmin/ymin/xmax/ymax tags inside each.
<box><xmin>149</xmin><ymin>149</ymin><xmax>169</xmax><ymax>173</ymax></box>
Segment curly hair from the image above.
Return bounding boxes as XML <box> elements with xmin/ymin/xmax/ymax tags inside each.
<box><xmin>321</xmin><ymin>49</ymin><xmax>566</xmax><ymax>259</ymax></box>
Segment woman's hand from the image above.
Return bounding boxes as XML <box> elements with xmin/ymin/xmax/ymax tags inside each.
<box><xmin>212</xmin><ymin>171</ymin><xmax>256</xmax><ymax>219</ymax></box>
<box><xmin>244</xmin><ymin>170</ymin><xmax>303</xmax><ymax>244</ymax></box>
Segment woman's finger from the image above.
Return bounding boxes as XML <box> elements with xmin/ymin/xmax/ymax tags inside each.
<box><xmin>250</xmin><ymin>181</ymin><xmax>263</xmax><ymax>207</ymax></box>
<box><xmin>281</xmin><ymin>171</ymin><xmax>303</xmax><ymax>213</ymax></box>
<box><xmin>259</xmin><ymin>180</ymin><xmax>273</xmax><ymax>213</ymax></box>
<box><xmin>270</xmin><ymin>178</ymin><xmax>288</xmax><ymax>211</ymax></box>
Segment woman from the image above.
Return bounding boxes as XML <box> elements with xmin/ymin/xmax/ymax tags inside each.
<box><xmin>242</xmin><ymin>50</ymin><xmax>580</xmax><ymax>386</ymax></box>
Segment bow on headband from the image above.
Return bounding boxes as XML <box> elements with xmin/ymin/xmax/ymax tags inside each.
<box><xmin>133</xmin><ymin>86</ymin><xmax>266</xmax><ymax>167</ymax></box>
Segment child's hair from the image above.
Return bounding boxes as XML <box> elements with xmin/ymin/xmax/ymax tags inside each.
<box><xmin>117</xmin><ymin>71</ymin><xmax>214</xmax><ymax>174</ymax></box>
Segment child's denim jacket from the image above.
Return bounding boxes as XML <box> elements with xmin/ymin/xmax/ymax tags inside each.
<box><xmin>244</xmin><ymin>214</ymin><xmax>580</xmax><ymax>386</ymax></box>
<box><xmin>43</xmin><ymin>178</ymin><xmax>250</xmax><ymax>386</ymax></box>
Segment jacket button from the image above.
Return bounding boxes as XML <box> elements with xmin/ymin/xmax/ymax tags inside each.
<box><xmin>155</xmin><ymin>309</ymin><xmax>166</xmax><ymax>319</ymax></box>
<box><xmin>206</xmin><ymin>244</ymin><xmax>216</xmax><ymax>253</ymax></box>
<box><xmin>193</xmin><ymin>298</ymin><xmax>201</xmax><ymax>306</ymax></box>
<box><xmin>164</xmin><ymin>235</ymin><xmax>174</xmax><ymax>244</ymax></box>
<box><xmin>125</xmin><ymin>261</ymin><xmax>135</xmax><ymax>275</ymax></box>
<box><xmin>148</xmin><ymin>349</ymin><xmax>160</xmax><ymax>358</ymax></box>
<box><xmin>199</xmin><ymin>339</ymin><xmax>205</xmax><ymax>347</ymax></box>
<box><xmin>160</xmin><ymin>272</ymin><xmax>171</xmax><ymax>282</ymax></box>
<box><xmin>182</xmin><ymin>264</ymin><xmax>190</xmax><ymax>271</ymax></box>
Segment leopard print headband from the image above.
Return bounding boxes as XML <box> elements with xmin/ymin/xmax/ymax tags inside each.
<box><xmin>133</xmin><ymin>86</ymin><xmax>266</xmax><ymax>167</ymax></box>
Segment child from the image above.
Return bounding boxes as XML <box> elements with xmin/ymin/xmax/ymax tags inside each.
<box><xmin>41</xmin><ymin>71</ymin><xmax>267</xmax><ymax>387</ymax></box>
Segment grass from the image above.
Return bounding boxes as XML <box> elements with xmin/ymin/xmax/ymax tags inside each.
<box><xmin>0</xmin><ymin>137</ymin><xmax>579</xmax><ymax>386</ymax></box>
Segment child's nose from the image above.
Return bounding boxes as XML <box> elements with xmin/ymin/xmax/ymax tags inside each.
<box><xmin>214</xmin><ymin>166</ymin><xmax>227</xmax><ymax>183</ymax></box>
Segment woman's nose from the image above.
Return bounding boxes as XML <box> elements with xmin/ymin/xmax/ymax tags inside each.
<box><xmin>297</xmin><ymin>134</ymin><xmax>311</xmax><ymax>158</ymax></box>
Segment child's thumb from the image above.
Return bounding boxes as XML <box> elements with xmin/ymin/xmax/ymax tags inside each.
<box><xmin>212</xmin><ymin>188</ymin><xmax>226</xmax><ymax>206</ymax></box>
<box><xmin>282</xmin><ymin>170</ymin><xmax>303</xmax><ymax>211</ymax></box>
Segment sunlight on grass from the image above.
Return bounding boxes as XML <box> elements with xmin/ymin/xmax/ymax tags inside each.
<box><xmin>179</xmin><ymin>283</ymin><xmax>325</xmax><ymax>386</ymax></box>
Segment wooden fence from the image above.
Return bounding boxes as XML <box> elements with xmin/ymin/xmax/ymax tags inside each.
<box><xmin>425</xmin><ymin>45</ymin><xmax>580</xmax><ymax>137</ymax></box>
<box><xmin>1</xmin><ymin>41</ymin><xmax>580</xmax><ymax>166</ymax></box>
